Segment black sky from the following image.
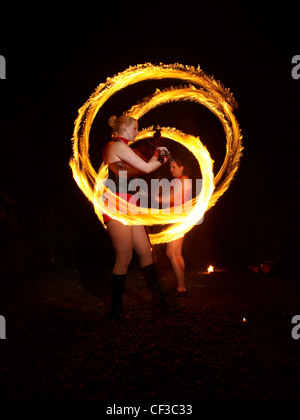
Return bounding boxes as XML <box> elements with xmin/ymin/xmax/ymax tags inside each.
<box><xmin>1</xmin><ymin>1</ymin><xmax>299</xmax><ymax>270</ymax></box>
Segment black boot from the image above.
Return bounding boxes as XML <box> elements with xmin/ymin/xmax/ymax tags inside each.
<box><xmin>141</xmin><ymin>263</ymin><xmax>167</xmax><ymax>311</ymax></box>
<box><xmin>108</xmin><ymin>273</ymin><xmax>126</xmax><ymax>320</ymax></box>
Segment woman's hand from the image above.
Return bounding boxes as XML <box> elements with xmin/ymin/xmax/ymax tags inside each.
<box><xmin>155</xmin><ymin>147</ymin><xmax>171</xmax><ymax>164</ymax></box>
<box><xmin>155</xmin><ymin>146</ymin><xmax>169</xmax><ymax>156</ymax></box>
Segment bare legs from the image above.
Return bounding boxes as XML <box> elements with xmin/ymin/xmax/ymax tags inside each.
<box><xmin>106</xmin><ymin>220</ymin><xmax>165</xmax><ymax>318</ymax></box>
<box><xmin>132</xmin><ymin>225</ymin><xmax>153</xmax><ymax>268</ymax></box>
<box><xmin>166</xmin><ymin>237</ymin><xmax>186</xmax><ymax>292</ymax></box>
<box><xmin>107</xmin><ymin>220</ymin><xmax>186</xmax><ymax>294</ymax></box>
<box><xmin>107</xmin><ymin>220</ymin><xmax>133</xmax><ymax>275</ymax></box>
<box><xmin>106</xmin><ymin>220</ymin><xmax>153</xmax><ymax>274</ymax></box>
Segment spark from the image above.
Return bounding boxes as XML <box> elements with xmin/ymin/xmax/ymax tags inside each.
<box><xmin>207</xmin><ymin>265</ymin><xmax>214</xmax><ymax>273</ymax></box>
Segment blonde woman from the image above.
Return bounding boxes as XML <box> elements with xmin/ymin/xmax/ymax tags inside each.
<box><xmin>103</xmin><ymin>115</ymin><xmax>170</xmax><ymax>319</ymax></box>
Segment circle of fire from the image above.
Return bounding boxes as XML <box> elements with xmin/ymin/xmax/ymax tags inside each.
<box><xmin>70</xmin><ymin>63</ymin><xmax>243</xmax><ymax>245</ymax></box>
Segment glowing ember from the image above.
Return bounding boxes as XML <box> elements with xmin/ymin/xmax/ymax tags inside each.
<box><xmin>207</xmin><ymin>265</ymin><xmax>214</xmax><ymax>273</ymax></box>
<box><xmin>70</xmin><ymin>63</ymin><xmax>243</xmax><ymax>245</ymax></box>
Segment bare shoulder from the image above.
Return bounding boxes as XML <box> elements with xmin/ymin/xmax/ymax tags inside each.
<box><xmin>105</xmin><ymin>140</ymin><xmax>117</xmax><ymax>150</ymax></box>
<box><xmin>103</xmin><ymin>140</ymin><xmax>120</xmax><ymax>163</ymax></box>
<box><xmin>109</xmin><ymin>140</ymin><xmax>130</xmax><ymax>152</ymax></box>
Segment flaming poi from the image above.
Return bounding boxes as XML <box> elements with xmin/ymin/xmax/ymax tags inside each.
<box><xmin>70</xmin><ymin>63</ymin><xmax>243</xmax><ymax>245</ymax></box>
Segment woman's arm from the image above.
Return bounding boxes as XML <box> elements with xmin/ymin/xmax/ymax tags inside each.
<box><xmin>115</xmin><ymin>142</ymin><xmax>168</xmax><ymax>174</ymax></box>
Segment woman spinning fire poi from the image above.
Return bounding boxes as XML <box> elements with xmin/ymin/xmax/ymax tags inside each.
<box><xmin>102</xmin><ymin>115</ymin><xmax>170</xmax><ymax>320</ymax></box>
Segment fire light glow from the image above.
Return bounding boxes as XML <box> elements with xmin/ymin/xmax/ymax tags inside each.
<box><xmin>70</xmin><ymin>63</ymin><xmax>243</xmax><ymax>245</ymax></box>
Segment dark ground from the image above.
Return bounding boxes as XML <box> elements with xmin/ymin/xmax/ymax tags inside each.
<box><xmin>1</xmin><ymin>261</ymin><xmax>300</xmax><ymax>401</ymax></box>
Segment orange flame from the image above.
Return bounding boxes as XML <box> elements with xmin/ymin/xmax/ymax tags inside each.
<box><xmin>70</xmin><ymin>63</ymin><xmax>243</xmax><ymax>245</ymax></box>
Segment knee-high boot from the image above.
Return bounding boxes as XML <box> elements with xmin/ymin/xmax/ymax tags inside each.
<box><xmin>141</xmin><ymin>263</ymin><xmax>167</xmax><ymax>310</ymax></box>
<box><xmin>108</xmin><ymin>273</ymin><xmax>126</xmax><ymax>320</ymax></box>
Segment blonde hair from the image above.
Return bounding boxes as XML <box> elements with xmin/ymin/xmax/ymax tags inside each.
<box><xmin>108</xmin><ymin>114</ymin><xmax>137</xmax><ymax>138</ymax></box>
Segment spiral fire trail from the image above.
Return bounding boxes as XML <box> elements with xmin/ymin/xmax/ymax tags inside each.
<box><xmin>70</xmin><ymin>63</ymin><xmax>243</xmax><ymax>244</ymax></box>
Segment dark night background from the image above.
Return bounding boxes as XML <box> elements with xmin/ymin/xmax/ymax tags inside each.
<box><xmin>1</xmin><ymin>1</ymin><xmax>299</xmax><ymax>276</ymax></box>
<box><xmin>1</xmin><ymin>0</ymin><xmax>300</xmax><ymax>403</ymax></box>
